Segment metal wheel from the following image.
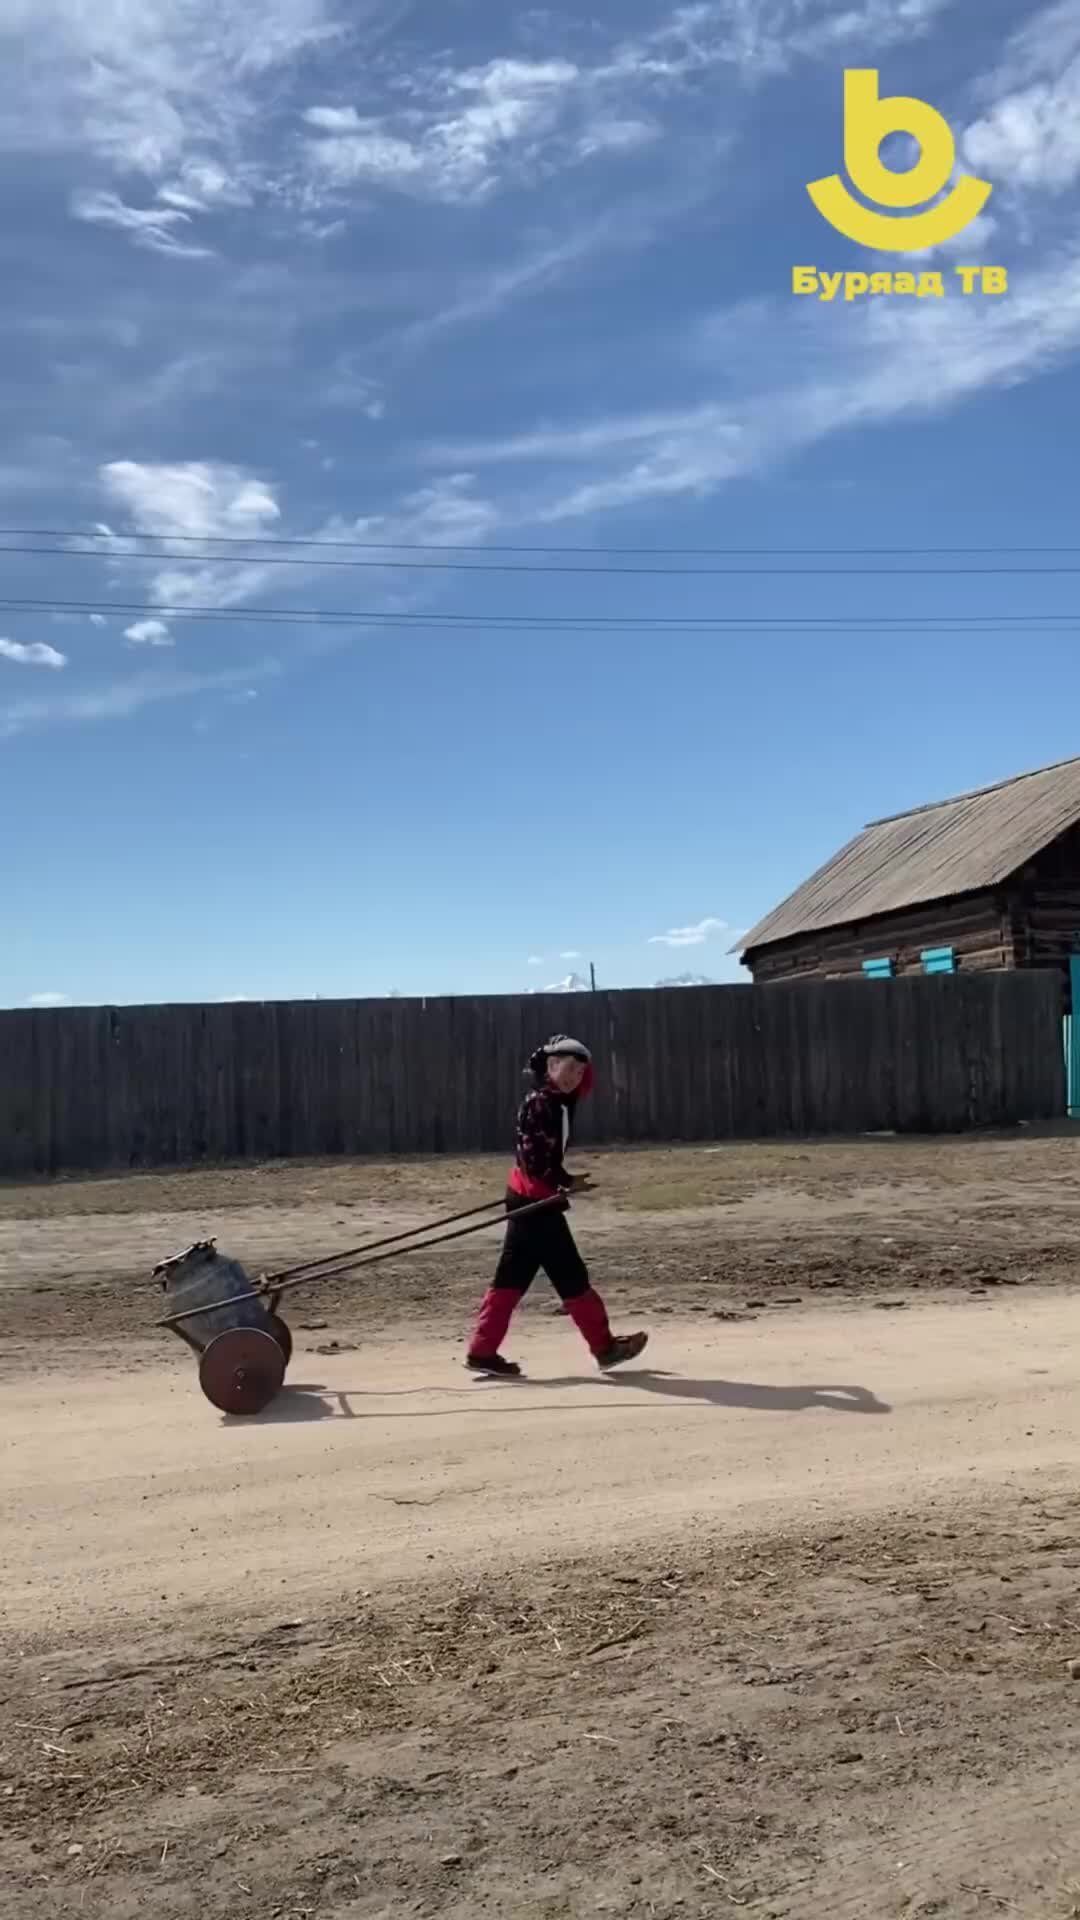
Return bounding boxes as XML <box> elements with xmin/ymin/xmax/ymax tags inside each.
<box><xmin>198</xmin><ymin>1327</ymin><xmax>285</xmax><ymax>1415</ymax></box>
<box><xmin>266</xmin><ymin>1313</ymin><xmax>293</xmax><ymax>1368</ymax></box>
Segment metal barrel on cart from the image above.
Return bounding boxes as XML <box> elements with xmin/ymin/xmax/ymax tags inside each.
<box><xmin>155</xmin><ymin>1241</ymin><xmax>294</xmax><ymax>1415</ymax></box>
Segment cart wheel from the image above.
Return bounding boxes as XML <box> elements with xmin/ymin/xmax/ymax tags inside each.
<box><xmin>199</xmin><ymin>1328</ymin><xmax>285</xmax><ymax>1416</ymax></box>
<box><xmin>266</xmin><ymin>1313</ymin><xmax>293</xmax><ymax>1368</ymax></box>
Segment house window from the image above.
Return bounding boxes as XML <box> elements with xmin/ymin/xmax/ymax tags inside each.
<box><xmin>921</xmin><ymin>946</ymin><xmax>955</xmax><ymax>975</ymax></box>
<box><xmin>862</xmin><ymin>957</ymin><xmax>893</xmax><ymax>979</ymax></box>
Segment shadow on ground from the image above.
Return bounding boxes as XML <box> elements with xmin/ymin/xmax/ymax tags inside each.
<box><xmin>229</xmin><ymin>1371</ymin><xmax>891</xmax><ymax>1424</ymax></box>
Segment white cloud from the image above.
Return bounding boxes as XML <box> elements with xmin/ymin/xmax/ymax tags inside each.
<box><xmin>0</xmin><ymin>638</ymin><xmax>67</xmax><ymax>670</ymax></box>
<box><xmin>649</xmin><ymin>917</ymin><xmax>729</xmax><ymax>949</ymax></box>
<box><xmin>158</xmin><ymin>158</ymin><xmax>254</xmax><ymax>210</ymax></box>
<box><xmin>527</xmin><ymin>955</ymin><xmax>543</xmax><ymax>966</ymax></box>
<box><xmin>560</xmin><ymin>950</ymin><xmax>582</xmax><ymax>960</ymax></box>
<box><xmin>28</xmin><ymin>992</ymin><xmax>72</xmax><ymax>1009</ymax></box>
<box><xmin>576</xmin><ymin>116</ymin><xmax>657</xmax><ymax>160</ymax></box>
<box><xmin>89</xmin><ymin>614</ymin><xmax>108</xmax><ymax>628</ymax></box>
<box><xmin>90</xmin><ymin>461</ymin><xmax>500</xmax><ymax>642</ymax></box>
<box><xmin>70</xmin><ymin>189</ymin><xmax>214</xmax><ymax>258</ymax></box>
<box><xmin>964</xmin><ymin>18</ymin><xmax>1080</xmax><ymax>196</ymax></box>
<box><xmin>102</xmin><ymin>459</ymin><xmax>280</xmax><ymax>538</ymax></box>
<box><xmin>125</xmin><ymin>618</ymin><xmax>173</xmax><ymax>647</ymax></box>
<box><xmin>303</xmin><ymin>105</ymin><xmax>363</xmax><ymax>133</ymax></box>
<box><xmin>96</xmin><ymin>459</ymin><xmax>283</xmax><ymax>610</ymax></box>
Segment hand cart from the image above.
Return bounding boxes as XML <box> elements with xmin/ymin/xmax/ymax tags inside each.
<box><xmin>155</xmin><ymin>1192</ymin><xmax>564</xmax><ymax>1416</ymax></box>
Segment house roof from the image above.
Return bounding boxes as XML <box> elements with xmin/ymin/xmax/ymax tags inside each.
<box><xmin>738</xmin><ymin>753</ymin><xmax>1080</xmax><ymax>955</ymax></box>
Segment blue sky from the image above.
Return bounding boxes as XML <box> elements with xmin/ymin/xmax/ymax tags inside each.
<box><xmin>4</xmin><ymin>0</ymin><xmax>1080</xmax><ymax>1007</ymax></box>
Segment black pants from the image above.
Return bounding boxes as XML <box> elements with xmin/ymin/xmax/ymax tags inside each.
<box><xmin>493</xmin><ymin>1190</ymin><xmax>590</xmax><ymax>1302</ymax></box>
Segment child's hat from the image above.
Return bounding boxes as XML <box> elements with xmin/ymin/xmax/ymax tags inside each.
<box><xmin>540</xmin><ymin>1033</ymin><xmax>591</xmax><ymax>1062</ymax></box>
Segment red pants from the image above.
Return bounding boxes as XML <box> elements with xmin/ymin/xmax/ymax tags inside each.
<box><xmin>468</xmin><ymin>1191</ymin><xmax>612</xmax><ymax>1360</ymax></box>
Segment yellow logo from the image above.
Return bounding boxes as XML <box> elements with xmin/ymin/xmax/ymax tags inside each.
<box><xmin>807</xmin><ymin>69</ymin><xmax>992</xmax><ymax>252</ymax></box>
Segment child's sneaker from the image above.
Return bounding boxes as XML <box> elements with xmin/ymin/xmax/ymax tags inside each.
<box><xmin>596</xmin><ymin>1332</ymin><xmax>648</xmax><ymax>1370</ymax></box>
<box><xmin>466</xmin><ymin>1353</ymin><xmax>523</xmax><ymax>1378</ymax></box>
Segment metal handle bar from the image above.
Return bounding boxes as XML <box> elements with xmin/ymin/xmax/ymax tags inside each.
<box><xmin>157</xmin><ymin>1190</ymin><xmax>567</xmax><ymax>1328</ymax></box>
<box><xmin>264</xmin><ymin>1193</ymin><xmax>516</xmax><ymax>1286</ymax></box>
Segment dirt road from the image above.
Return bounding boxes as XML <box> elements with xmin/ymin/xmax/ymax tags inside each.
<box><xmin>4</xmin><ymin>1296</ymin><xmax>1079</xmax><ymax>1644</ymax></box>
<box><xmin>5</xmin><ymin>1136</ymin><xmax>1080</xmax><ymax>1918</ymax></box>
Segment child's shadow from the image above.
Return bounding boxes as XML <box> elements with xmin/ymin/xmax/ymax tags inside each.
<box><xmin>543</xmin><ymin>1370</ymin><xmax>891</xmax><ymax>1415</ymax></box>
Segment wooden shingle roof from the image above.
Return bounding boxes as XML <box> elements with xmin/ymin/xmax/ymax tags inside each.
<box><xmin>739</xmin><ymin>754</ymin><xmax>1080</xmax><ymax>955</ymax></box>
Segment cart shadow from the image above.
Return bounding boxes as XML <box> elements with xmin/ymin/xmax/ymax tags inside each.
<box><xmin>235</xmin><ymin>1372</ymin><xmax>890</xmax><ymax>1422</ymax></box>
<box><xmin>232</xmin><ymin>1381</ymin><xmax>513</xmax><ymax>1424</ymax></box>
<box><xmin>226</xmin><ymin>1382</ymin><xmax>339</xmax><ymax>1424</ymax></box>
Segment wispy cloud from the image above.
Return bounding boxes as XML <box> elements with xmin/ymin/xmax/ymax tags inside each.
<box><xmin>342</xmin><ymin>472</ymin><xmax>501</xmax><ymax>549</ymax></box>
<box><xmin>963</xmin><ymin>1</ymin><xmax>1080</xmax><ymax>196</ymax></box>
<box><xmin>603</xmin><ymin>0</ymin><xmax>955</xmax><ymax>86</ymax></box>
<box><xmin>300</xmin><ymin>4</ymin><xmax>953</xmax><ymax>207</ymax></box>
<box><xmin>0</xmin><ymin>659</ymin><xmax>280</xmax><ymax>738</ymax></box>
<box><xmin>28</xmin><ymin>992</ymin><xmax>72</xmax><ymax>1009</ymax></box>
<box><xmin>303</xmin><ymin>58</ymin><xmax>582</xmax><ymax>203</ymax></box>
<box><xmin>70</xmin><ymin>189</ymin><xmax>214</xmax><ymax>259</ymax></box>
<box><xmin>1</xmin><ymin>0</ymin><xmax>344</xmax><ymax>200</ymax></box>
<box><xmin>0</xmin><ymin>638</ymin><xmax>67</xmax><ymax>670</ymax></box>
<box><xmin>428</xmin><ymin>241</ymin><xmax>1080</xmax><ymax>523</ymax></box>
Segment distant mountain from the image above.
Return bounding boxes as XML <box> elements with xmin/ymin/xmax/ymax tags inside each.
<box><xmin>524</xmin><ymin>970</ymin><xmax>715</xmax><ymax>995</ymax></box>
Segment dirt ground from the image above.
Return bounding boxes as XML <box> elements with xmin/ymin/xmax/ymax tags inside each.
<box><xmin>4</xmin><ymin>1132</ymin><xmax>1080</xmax><ymax>1917</ymax></box>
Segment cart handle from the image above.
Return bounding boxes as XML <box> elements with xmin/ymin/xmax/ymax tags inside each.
<box><xmin>157</xmin><ymin>1191</ymin><xmax>567</xmax><ymax>1329</ymax></box>
<box><xmin>263</xmin><ymin>1193</ymin><xmax>516</xmax><ymax>1287</ymax></box>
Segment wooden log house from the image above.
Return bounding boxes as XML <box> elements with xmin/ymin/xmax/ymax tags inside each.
<box><xmin>737</xmin><ymin>754</ymin><xmax>1080</xmax><ymax>1005</ymax></box>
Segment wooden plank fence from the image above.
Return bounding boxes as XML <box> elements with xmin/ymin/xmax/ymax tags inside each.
<box><xmin>0</xmin><ymin>972</ymin><xmax>1065</xmax><ymax>1177</ymax></box>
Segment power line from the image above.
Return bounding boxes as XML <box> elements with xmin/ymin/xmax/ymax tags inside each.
<box><xmin>7</xmin><ymin>595</ymin><xmax>1080</xmax><ymax>632</ymax></box>
<box><xmin>5</xmin><ymin>541</ymin><xmax>1080</xmax><ymax>578</ymax></box>
<box><xmin>4</xmin><ymin>524</ymin><xmax>1080</xmax><ymax>557</ymax></box>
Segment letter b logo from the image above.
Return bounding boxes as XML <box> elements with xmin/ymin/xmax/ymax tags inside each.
<box><xmin>808</xmin><ymin>70</ymin><xmax>992</xmax><ymax>252</ymax></box>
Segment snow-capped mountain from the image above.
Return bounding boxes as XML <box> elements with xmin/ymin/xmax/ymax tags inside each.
<box><xmin>543</xmin><ymin>972</ymin><xmax>590</xmax><ymax>993</ymax></box>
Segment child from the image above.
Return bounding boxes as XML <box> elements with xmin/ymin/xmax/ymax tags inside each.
<box><xmin>466</xmin><ymin>1034</ymin><xmax>648</xmax><ymax>1377</ymax></box>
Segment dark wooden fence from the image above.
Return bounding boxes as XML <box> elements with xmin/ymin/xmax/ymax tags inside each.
<box><xmin>0</xmin><ymin>972</ymin><xmax>1065</xmax><ymax>1176</ymax></box>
